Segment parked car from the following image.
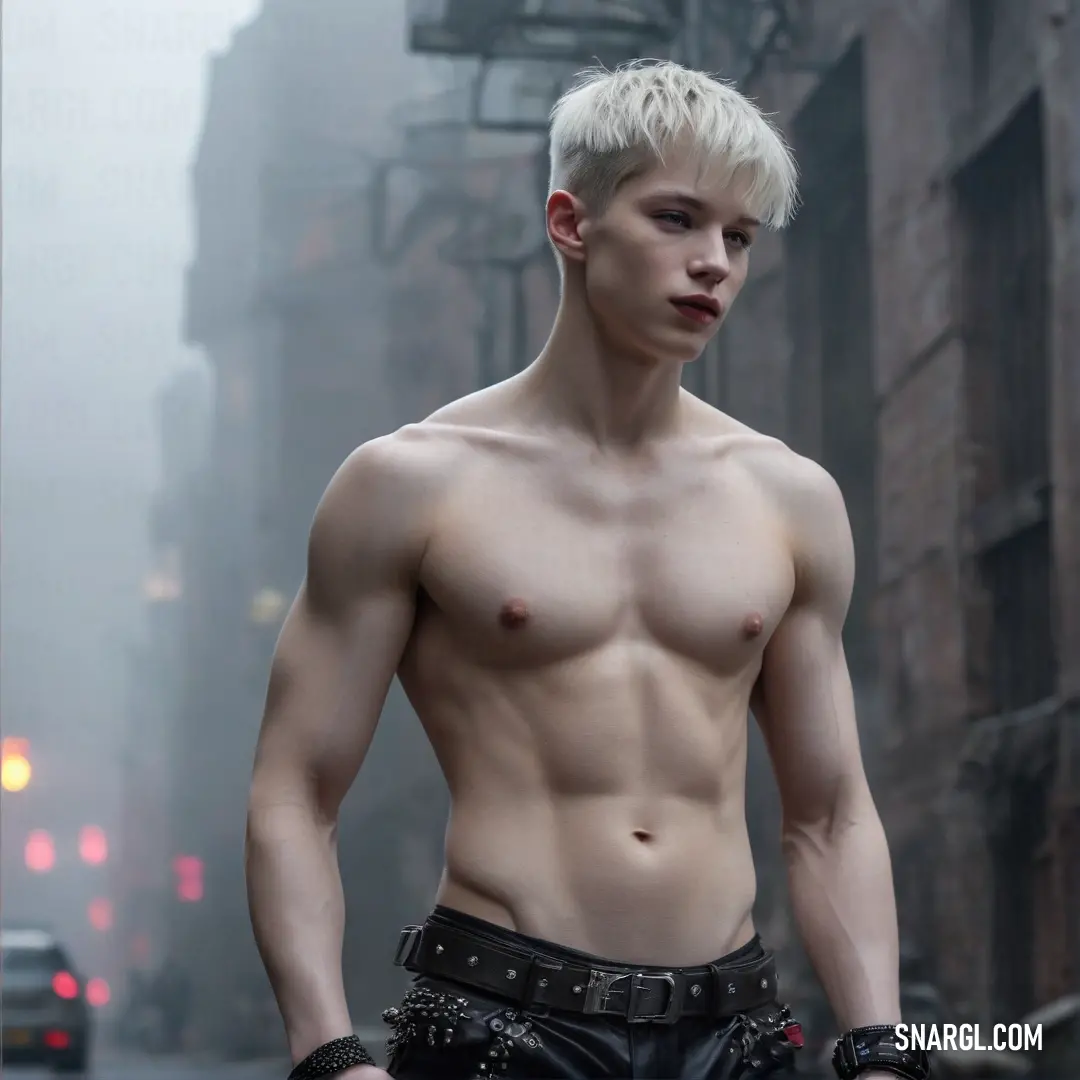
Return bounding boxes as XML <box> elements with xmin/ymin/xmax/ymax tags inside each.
<box><xmin>1</xmin><ymin>927</ymin><xmax>91</xmax><ymax>1073</ymax></box>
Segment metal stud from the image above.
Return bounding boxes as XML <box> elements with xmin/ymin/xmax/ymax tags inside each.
<box><xmin>434</xmin><ymin>944</ymin><xmax>444</xmax><ymax>954</ymax></box>
<box><xmin>690</xmin><ymin>984</ymin><xmax>702</xmax><ymax>997</ymax></box>
<box><xmin>467</xmin><ymin>956</ymin><xmax>479</xmax><ymax>967</ymax></box>
<box><xmin>761</xmin><ymin>978</ymin><xmax>769</xmax><ymax>989</ymax></box>
<box><xmin>505</xmin><ymin>969</ymin><xmax>517</xmax><ymax>980</ymax></box>
<box><xmin>538</xmin><ymin>978</ymin><xmax>548</xmax><ymax>988</ymax></box>
<box><xmin>572</xmin><ymin>984</ymin><xmax>583</xmax><ymax>994</ymax></box>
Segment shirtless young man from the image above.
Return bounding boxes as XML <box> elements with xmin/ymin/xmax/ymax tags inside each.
<box><xmin>246</xmin><ymin>62</ymin><xmax>930</xmax><ymax>1080</ymax></box>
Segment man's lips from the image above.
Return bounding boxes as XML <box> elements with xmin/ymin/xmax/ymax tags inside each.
<box><xmin>671</xmin><ymin>296</ymin><xmax>720</xmax><ymax>324</ymax></box>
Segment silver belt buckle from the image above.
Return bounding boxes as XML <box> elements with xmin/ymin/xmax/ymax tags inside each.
<box><xmin>627</xmin><ymin>973</ymin><xmax>680</xmax><ymax>1023</ymax></box>
<box><xmin>583</xmin><ymin>969</ymin><xmax>682</xmax><ymax>1023</ymax></box>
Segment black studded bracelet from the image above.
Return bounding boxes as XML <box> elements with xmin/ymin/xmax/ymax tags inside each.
<box><xmin>287</xmin><ymin>1035</ymin><xmax>376</xmax><ymax>1079</ymax></box>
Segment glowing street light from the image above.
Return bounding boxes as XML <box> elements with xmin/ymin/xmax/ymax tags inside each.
<box><xmin>2</xmin><ymin>737</ymin><xmax>32</xmax><ymax>792</ymax></box>
<box><xmin>250</xmin><ymin>587</ymin><xmax>288</xmax><ymax>625</ymax></box>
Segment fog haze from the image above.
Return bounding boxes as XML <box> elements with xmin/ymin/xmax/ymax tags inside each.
<box><xmin>1</xmin><ymin>0</ymin><xmax>438</xmax><ymax>837</ymax></box>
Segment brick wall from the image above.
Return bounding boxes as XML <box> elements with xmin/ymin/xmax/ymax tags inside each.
<box><xmin>715</xmin><ymin>0</ymin><xmax>1079</xmax><ymax>1018</ymax></box>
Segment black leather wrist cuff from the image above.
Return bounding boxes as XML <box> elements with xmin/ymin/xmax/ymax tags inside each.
<box><xmin>832</xmin><ymin>1024</ymin><xmax>930</xmax><ymax>1080</ymax></box>
<box><xmin>288</xmin><ymin>1035</ymin><xmax>376</xmax><ymax>1079</ymax></box>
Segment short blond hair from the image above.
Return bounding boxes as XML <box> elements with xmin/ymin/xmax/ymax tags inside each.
<box><xmin>548</xmin><ymin>60</ymin><xmax>798</xmax><ymax>229</ymax></box>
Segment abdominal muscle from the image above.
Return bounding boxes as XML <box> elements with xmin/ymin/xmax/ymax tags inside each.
<box><xmin>400</xmin><ymin>639</ymin><xmax>761</xmax><ymax>967</ymax></box>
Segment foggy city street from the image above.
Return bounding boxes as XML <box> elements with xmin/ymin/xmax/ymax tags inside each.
<box><xmin>2</xmin><ymin>0</ymin><xmax>1078</xmax><ymax>1079</ymax></box>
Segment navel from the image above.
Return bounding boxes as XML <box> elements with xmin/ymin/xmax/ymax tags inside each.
<box><xmin>632</xmin><ymin>830</ymin><xmax>654</xmax><ymax>844</ymax></box>
<box><xmin>498</xmin><ymin>598</ymin><xmax>530</xmax><ymax>629</ymax></box>
<box><xmin>741</xmin><ymin>612</ymin><xmax>764</xmax><ymax>639</ymax></box>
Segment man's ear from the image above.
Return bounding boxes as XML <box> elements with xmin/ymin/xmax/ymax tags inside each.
<box><xmin>546</xmin><ymin>189</ymin><xmax>588</xmax><ymax>265</ymax></box>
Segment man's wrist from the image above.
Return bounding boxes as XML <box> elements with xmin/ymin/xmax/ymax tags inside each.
<box><xmin>832</xmin><ymin>1025</ymin><xmax>930</xmax><ymax>1080</ymax></box>
<box><xmin>287</xmin><ymin>1034</ymin><xmax>377</xmax><ymax>1079</ymax></box>
<box><xmin>289</xmin><ymin>1023</ymin><xmax>357</xmax><ymax>1064</ymax></box>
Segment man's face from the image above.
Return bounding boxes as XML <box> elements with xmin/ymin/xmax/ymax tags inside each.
<box><xmin>558</xmin><ymin>153</ymin><xmax>759</xmax><ymax>364</ymax></box>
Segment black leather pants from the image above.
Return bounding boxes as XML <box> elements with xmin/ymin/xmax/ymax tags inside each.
<box><xmin>382</xmin><ymin>917</ymin><xmax>802</xmax><ymax>1079</ymax></box>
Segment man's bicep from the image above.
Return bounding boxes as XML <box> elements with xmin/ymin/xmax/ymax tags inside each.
<box><xmin>754</xmin><ymin>609</ymin><xmax>867</xmax><ymax>827</ymax></box>
<box><xmin>753</xmin><ymin>462</ymin><xmax>868</xmax><ymax>826</ymax></box>
<box><xmin>250</xmin><ymin>441</ymin><xmax>427</xmax><ymax>818</ymax></box>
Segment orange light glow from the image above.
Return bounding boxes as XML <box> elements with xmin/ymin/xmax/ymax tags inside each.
<box><xmin>1</xmin><ymin>751</ymin><xmax>32</xmax><ymax>792</ymax></box>
<box><xmin>2</xmin><ymin>739</ymin><xmax>32</xmax><ymax>792</ymax></box>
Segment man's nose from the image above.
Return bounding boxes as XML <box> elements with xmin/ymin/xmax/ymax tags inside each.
<box><xmin>689</xmin><ymin>238</ymin><xmax>730</xmax><ymax>285</ymax></box>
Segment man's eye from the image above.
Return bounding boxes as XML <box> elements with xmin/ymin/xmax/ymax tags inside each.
<box><xmin>655</xmin><ymin>211</ymin><xmax>691</xmax><ymax>227</ymax></box>
<box><xmin>725</xmin><ymin>231</ymin><xmax>751</xmax><ymax>248</ymax></box>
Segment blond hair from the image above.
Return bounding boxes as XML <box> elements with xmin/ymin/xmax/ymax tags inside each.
<box><xmin>548</xmin><ymin>60</ymin><xmax>798</xmax><ymax>229</ymax></box>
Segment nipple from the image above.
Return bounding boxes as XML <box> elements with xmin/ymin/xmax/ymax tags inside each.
<box><xmin>741</xmin><ymin>612</ymin><xmax>764</xmax><ymax>639</ymax></box>
<box><xmin>498</xmin><ymin>598</ymin><xmax>530</xmax><ymax>629</ymax></box>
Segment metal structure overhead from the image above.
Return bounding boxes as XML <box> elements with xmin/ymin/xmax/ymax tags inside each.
<box><xmin>408</xmin><ymin>0</ymin><xmax>821</xmax><ymax>88</ymax></box>
<box><xmin>468</xmin><ymin>58</ymin><xmax>571</xmax><ymax>134</ymax></box>
<box><xmin>368</xmin><ymin>83</ymin><xmax>474</xmax><ymax>259</ymax></box>
<box><xmin>703</xmin><ymin>0</ymin><xmax>824</xmax><ymax>84</ymax></box>
<box><xmin>439</xmin><ymin>203</ymin><xmax>540</xmax><ymax>269</ymax></box>
<box><xmin>408</xmin><ymin>0</ymin><xmax>680</xmax><ymax>62</ymax></box>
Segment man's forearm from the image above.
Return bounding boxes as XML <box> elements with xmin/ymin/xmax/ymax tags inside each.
<box><xmin>245</xmin><ymin>803</ymin><xmax>354</xmax><ymax>1062</ymax></box>
<box><xmin>783</xmin><ymin>795</ymin><xmax>901</xmax><ymax>1030</ymax></box>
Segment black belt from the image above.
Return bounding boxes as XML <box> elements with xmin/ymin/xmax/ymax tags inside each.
<box><xmin>393</xmin><ymin>921</ymin><xmax>779</xmax><ymax>1024</ymax></box>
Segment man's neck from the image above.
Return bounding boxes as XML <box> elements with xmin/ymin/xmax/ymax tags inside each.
<box><xmin>518</xmin><ymin>292</ymin><xmax>687</xmax><ymax>450</ymax></box>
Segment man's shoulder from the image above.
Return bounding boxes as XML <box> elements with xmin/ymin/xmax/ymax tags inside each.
<box><xmin>330</xmin><ymin>385</ymin><xmax>526</xmax><ymax>506</ymax></box>
<box><xmin>335</xmin><ymin>425</ymin><xmax>462</xmax><ymax>493</ymax></box>
<box><xmin>725</xmin><ymin>436</ymin><xmax>853</xmax><ymax>600</ymax></box>
<box><xmin>683</xmin><ymin>396</ymin><xmax>846</xmax><ymax>513</ymax></box>
<box><xmin>689</xmin><ymin>410</ymin><xmax>848</xmax><ymax>537</ymax></box>
<box><xmin>318</xmin><ymin>424</ymin><xmax>465</xmax><ymax>533</ymax></box>
<box><xmin>733</xmin><ymin>437</ymin><xmax>845</xmax><ymax>516</ymax></box>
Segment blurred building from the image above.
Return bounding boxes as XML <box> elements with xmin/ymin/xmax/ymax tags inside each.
<box><xmin>177</xmin><ymin>0</ymin><xmax>453</xmax><ymax>1042</ymax></box>
<box><xmin>118</xmin><ymin>367</ymin><xmax>210</xmax><ymax>988</ymax></box>
<box><xmin>715</xmin><ymin>0</ymin><xmax>1080</xmax><ymax>1023</ymax></box>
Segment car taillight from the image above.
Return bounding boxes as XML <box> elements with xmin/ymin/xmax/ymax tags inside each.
<box><xmin>52</xmin><ymin>971</ymin><xmax>79</xmax><ymax>999</ymax></box>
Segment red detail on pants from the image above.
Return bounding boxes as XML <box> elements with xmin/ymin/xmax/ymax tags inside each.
<box><xmin>783</xmin><ymin>1023</ymin><xmax>805</xmax><ymax>1047</ymax></box>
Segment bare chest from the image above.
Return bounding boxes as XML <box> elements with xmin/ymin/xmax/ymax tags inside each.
<box><xmin>417</xmin><ymin>462</ymin><xmax>794</xmax><ymax>672</ymax></box>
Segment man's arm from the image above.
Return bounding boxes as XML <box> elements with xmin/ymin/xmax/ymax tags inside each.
<box><xmin>245</xmin><ymin>434</ymin><xmax>432</xmax><ymax>1068</ymax></box>
<box><xmin>752</xmin><ymin>458</ymin><xmax>901</xmax><ymax>1031</ymax></box>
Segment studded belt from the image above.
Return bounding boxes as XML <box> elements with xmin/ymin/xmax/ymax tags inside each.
<box><xmin>393</xmin><ymin>920</ymin><xmax>779</xmax><ymax>1024</ymax></box>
